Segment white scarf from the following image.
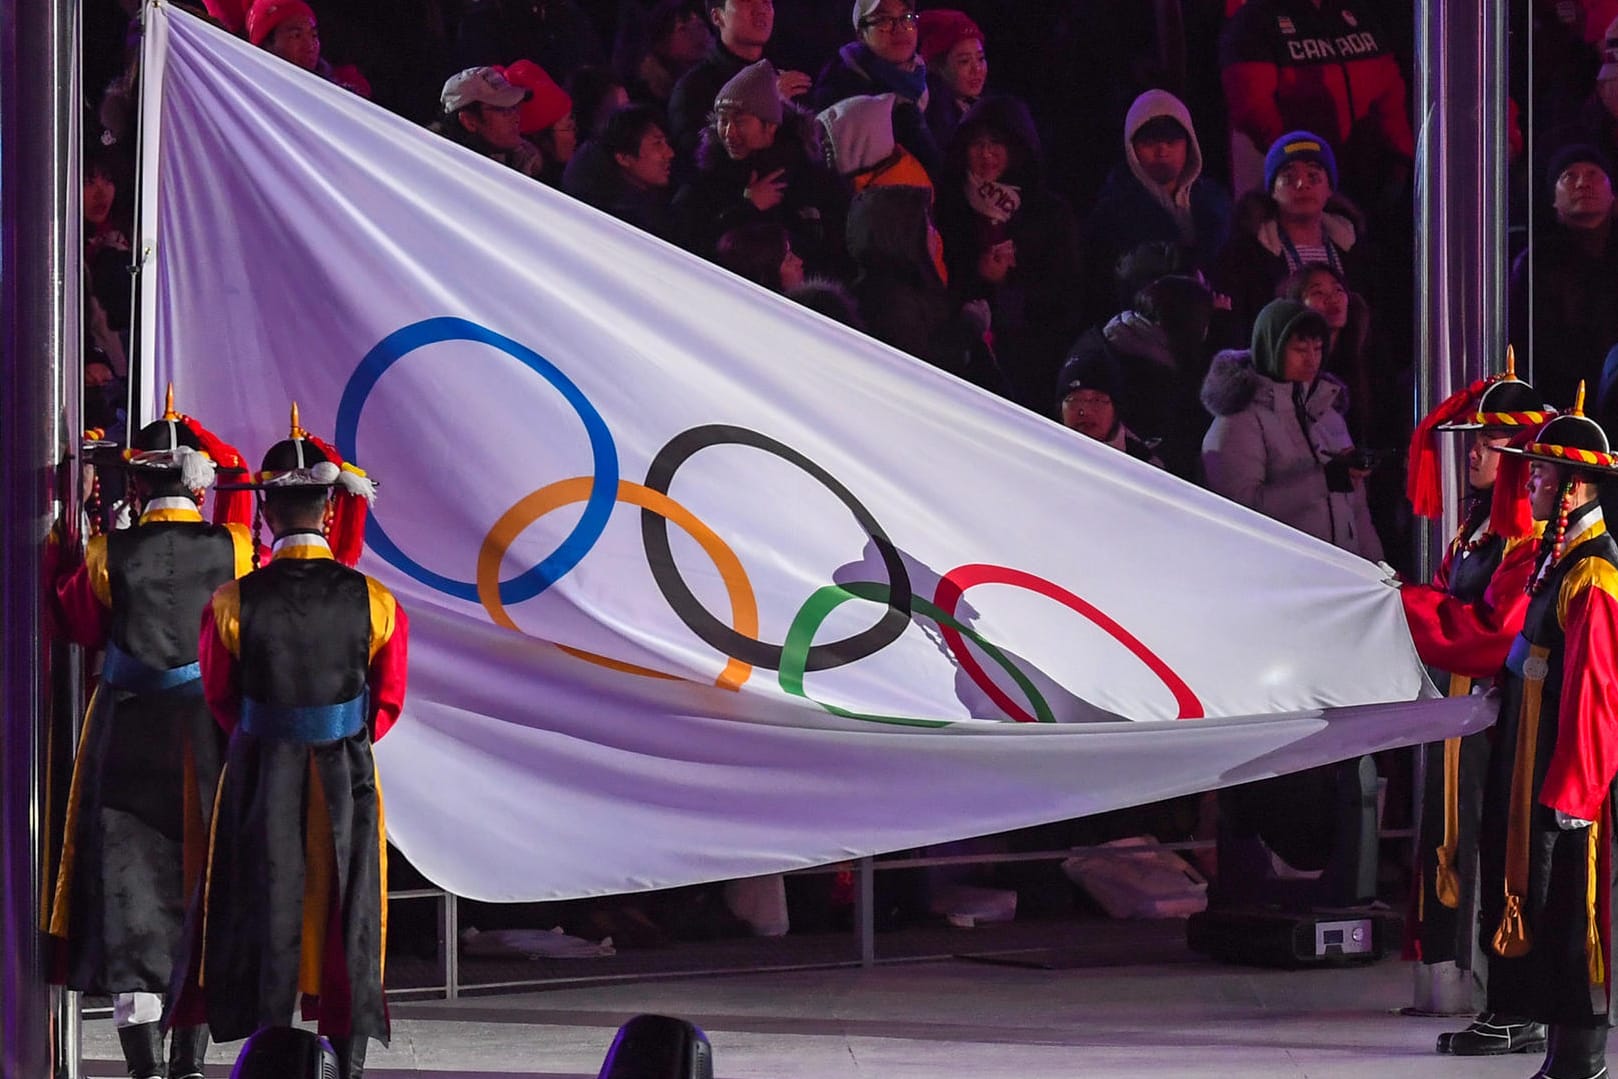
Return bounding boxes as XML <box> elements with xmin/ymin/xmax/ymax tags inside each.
<box><xmin>965</xmin><ymin>173</ymin><xmax>1021</xmax><ymax>225</ymax></box>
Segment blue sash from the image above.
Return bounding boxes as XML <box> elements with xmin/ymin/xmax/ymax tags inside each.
<box><xmin>100</xmin><ymin>640</ymin><xmax>202</xmax><ymax>694</ymax></box>
<box><xmin>1503</xmin><ymin>634</ymin><xmax>1533</xmax><ymax>679</ymax></box>
<box><xmin>239</xmin><ymin>693</ymin><xmax>367</xmax><ymax>743</ymax></box>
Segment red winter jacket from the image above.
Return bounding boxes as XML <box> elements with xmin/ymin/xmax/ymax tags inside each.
<box><xmin>1219</xmin><ymin>0</ymin><xmax>1414</xmax><ymax>163</ymax></box>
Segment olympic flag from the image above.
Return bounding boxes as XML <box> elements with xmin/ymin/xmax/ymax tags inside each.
<box><xmin>141</xmin><ymin>6</ymin><xmax>1481</xmax><ymax>900</ymax></box>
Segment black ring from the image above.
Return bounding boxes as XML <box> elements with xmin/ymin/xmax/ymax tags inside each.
<box><xmin>642</xmin><ymin>424</ymin><xmax>913</xmax><ymax>672</ymax></box>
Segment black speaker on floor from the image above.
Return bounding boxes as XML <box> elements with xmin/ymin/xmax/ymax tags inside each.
<box><xmin>597</xmin><ymin>1014</ymin><xmax>714</xmax><ymax>1079</ymax></box>
<box><xmin>231</xmin><ymin>1026</ymin><xmax>340</xmax><ymax>1079</ymax></box>
<box><xmin>1188</xmin><ymin>755</ymin><xmax>1397</xmax><ymax>968</ymax></box>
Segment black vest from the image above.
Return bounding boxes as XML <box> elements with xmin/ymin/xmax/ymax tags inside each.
<box><xmin>107</xmin><ymin>520</ymin><xmax>237</xmax><ymax>669</ymax></box>
<box><xmin>1445</xmin><ymin>532</ymin><xmax>1507</xmax><ymax>607</ymax></box>
<box><xmin>238</xmin><ymin>558</ymin><xmax>372</xmax><ymax>707</ymax></box>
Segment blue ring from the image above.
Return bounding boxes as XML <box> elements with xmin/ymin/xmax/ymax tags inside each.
<box><xmin>336</xmin><ymin>317</ymin><xmax>618</xmax><ymax>603</ymax></box>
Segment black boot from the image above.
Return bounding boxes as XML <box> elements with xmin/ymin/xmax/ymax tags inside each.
<box><xmin>337</xmin><ymin>1035</ymin><xmax>368</xmax><ymax>1079</ymax></box>
<box><xmin>1531</xmin><ymin>1024</ymin><xmax>1609</xmax><ymax>1079</ymax></box>
<box><xmin>167</xmin><ymin>1026</ymin><xmax>209</xmax><ymax>1079</ymax></box>
<box><xmin>1435</xmin><ymin>1012</ymin><xmax>1548</xmax><ymax>1055</ymax></box>
<box><xmin>116</xmin><ymin>1022</ymin><xmax>166</xmax><ymax>1079</ymax></box>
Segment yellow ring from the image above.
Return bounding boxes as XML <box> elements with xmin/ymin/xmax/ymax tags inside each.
<box><xmin>477</xmin><ymin>477</ymin><xmax>758</xmax><ymax>691</ymax></box>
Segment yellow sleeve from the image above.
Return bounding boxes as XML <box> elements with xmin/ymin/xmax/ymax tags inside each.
<box><xmin>212</xmin><ymin>581</ymin><xmax>242</xmax><ymax>658</ymax></box>
<box><xmin>367</xmin><ymin>577</ymin><xmax>397</xmax><ymax>661</ymax></box>
<box><xmin>225</xmin><ymin>522</ymin><xmax>255</xmax><ymax>579</ymax></box>
<box><xmin>85</xmin><ymin>535</ymin><xmax>111</xmax><ymax>609</ymax></box>
<box><xmin>1559</xmin><ymin>558</ymin><xmax>1618</xmax><ymax>628</ymax></box>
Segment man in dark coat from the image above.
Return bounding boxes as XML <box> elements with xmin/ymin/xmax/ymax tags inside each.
<box><xmin>1509</xmin><ymin>145</ymin><xmax>1618</xmax><ymax>411</ymax></box>
<box><xmin>673</xmin><ymin>59</ymin><xmax>845</xmax><ymax>269</ymax></box>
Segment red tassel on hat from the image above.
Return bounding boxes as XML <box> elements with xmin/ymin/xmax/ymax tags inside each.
<box><xmin>179</xmin><ymin>415</ymin><xmax>254</xmax><ymax>528</ymax></box>
<box><xmin>1407</xmin><ymin>377</ymin><xmax>1493</xmax><ymax>519</ymax></box>
<box><xmin>1490</xmin><ymin>426</ymin><xmax>1538</xmax><ymax>540</ymax></box>
<box><xmin>304</xmin><ymin>433</ymin><xmax>370</xmax><ymax>568</ymax></box>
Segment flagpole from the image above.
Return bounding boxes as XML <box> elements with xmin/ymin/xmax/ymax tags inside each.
<box><xmin>1</xmin><ymin>0</ymin><xmax>81</xmax><ymax>1072</ymax></box>
<box><xmin>1410</xmin><ymin>0</ymin><xmax>1510</xmax><ymax>1016</ymax></box>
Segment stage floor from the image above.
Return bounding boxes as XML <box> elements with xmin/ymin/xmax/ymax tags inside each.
<box><xmin>80</xmin><ymin>921</ymin><xmax>1550</xmax><ymax>1078</ymax></box>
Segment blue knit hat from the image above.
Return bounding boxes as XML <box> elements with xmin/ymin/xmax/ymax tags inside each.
<box><xmin>1264</xmin><ymin>131</ymin><xmax>1338</xmax><ymax>193</ymax></box>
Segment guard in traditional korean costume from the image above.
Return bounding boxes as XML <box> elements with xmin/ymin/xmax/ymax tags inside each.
<box><xmin>169</xmin><ymin>406</ymin><xmax>406</xmax><ymax>1079</ymax></box>
<box><xmin>48</xmin><ymin>389</ymin><xmax>254</xmax><ymax>1079</ymax></box>
<box><xmin>1402</xmin><ymin>358</ymin><xmax>1550</xmax><ymax>1057</ymax></box>
<box><xmin>1479</xmin><ymin>386</ymin><xmax>1618</xmax><ymax>1079</ymax></box>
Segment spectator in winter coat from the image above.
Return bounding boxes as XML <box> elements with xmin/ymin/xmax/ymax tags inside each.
<box><xmin>1066</xmin><ymin>273</ymin><xmax>1215</xmax><ymax>481</ymax></box>
<box><xmin>813</xmin><ymin>0</ymin><xmax>925</xmax><ymax>111</ymax></box>
<box><xmin>934</xmin><ymin>96</ymin><xmax>1084</xmax><ymax>409</ymax></box>
<box><xmin>811</xmin><ymin>0</ymin><xmax>943</xmax><ymax>182</ymax></box>
<box><xmin>1056</xmin><ymin>346</ymin><xmax>1165</xmax><ymax>470</ymax></box>
<box><xmin>1218</xmin><ymin>0</ymin><xmax>1414</xmax><ymax>202</ymax></box>
<box><xmin>715</xmin><ymin>221</ymin><xmax>806</xmax><ymax>291</ymax></box>
<box><xmin>614</xmin><ymin>0</ymin><xmax>713</xmax><ymax>110</ymax></box>
<box><xmin>816</xmin><ymin>93</ymin><xmax>934</xmax><ymax>195</ymax></box>
<box><xmin>1540</xmin><ymin>17</ymin><xmax>1618</xmax><ymax>201</ymax></box>
<box><xmin>1083</xmin><ymin>89</ymin><xmax>1231</xmax><ymax>327</ymax></box>
<box><xmin>499</xmin><ymin>60</ymin><xmax>577</xmax><ymax>189</ymax></box>
<box><xmin>915</xmin><ymin>9</ymin><xmax>986</xmax><ymax>154</ymax></box>
<box><xmin>1281</xmin><ymin>262</ymin><xmax>1377</xmax><ymax>445</ymax></box>
<box><xmin>666</xmin><ymin>0</ymin><xmax>812</xmax><ymax>159</ymax></box>
<box><xmin>435</xmin><ymin>66</ymin><xmax>547</xmax><ymax>181</ymax></box>
<box><xmin>846</xmin><ymin>184</ymin><xmax>1009</xmax><ymax>395</ymax></box>
<box><xmin>673</xmin><ymin>60</ymin><xmax>846</xmax><ymax>268</ymax></box>
<box><xmin>1201</xmin><ymin>298</ymin><xmax>1382</xmax><ymax>560</ymax></box>
<box><xmin>1210</xmin><ymin>131</ymin><xmax>1370</xmax><ymax>345</ymax></box>
<box><xmin>563</xmin><ymin>104</ymin><xmax>679</xmax><ymax>241</ymax></box>
<box><xmin>246</xmin><ymin>0</ymin><xmax>370</xmax><ymax>96</ymax></box>
<box><xmin>1508</xmin><ymin>144</ymin><xmax>1618</xmax><ymax>409</ymax></box>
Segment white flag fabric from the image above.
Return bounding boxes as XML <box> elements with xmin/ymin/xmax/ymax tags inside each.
<box><xmin>142</xmin><ymin>6</ymin><xmax>1481</xmax><ymax>901</ymax></box>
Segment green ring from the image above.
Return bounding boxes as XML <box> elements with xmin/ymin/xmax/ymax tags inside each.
<box><xmin>779</xmin><ymin>580</ymin><xmax>1056</xmax><ymax>727</ymax></box>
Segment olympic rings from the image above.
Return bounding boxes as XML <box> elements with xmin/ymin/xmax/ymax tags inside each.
<box><xmin>779</xmin><ymin>581</ymin><xmax>1054</xmax><ymax>727</ymax></box>
<box><xmin>642</xmin><ymin>425</ymin><xmax>912</xmax><ymax>673</ymax></box>
<box><xmin>339</xmin><ymin>322</ymin><xmax>1203</xmax><ymax>720</ymax></box>
<box><xmin>933</xmin><ymin>564</ymin><xmax>1203</xmax><ymax>722</ymax></box>
<box><xmin>477</xmin><ymin>477</ymin><xmax>759</xmax><ymax>691</ymax></box>
<box><xmin>336</xmin><ymin>318</ymin><xmax>618</xmax><ymax>604</ymax></box>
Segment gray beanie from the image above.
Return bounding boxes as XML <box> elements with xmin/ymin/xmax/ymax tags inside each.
<box><xmin>852</xmin><ymin>0</ymin><xmax>910</xmax><ymax>30</ymax></box>
<box><xmin>714</xmin><ymin>60</ymin><xmax>783</xmax><ymax>125</ymax></box>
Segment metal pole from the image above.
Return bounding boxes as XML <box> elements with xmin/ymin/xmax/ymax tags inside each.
<box><xmin>1411</xmin><ymin>0</ymin><xmax>1509</xmax><ymax>1016</ymax></box>
<box><xmin>2</xmin><ymin>0</ymin><xmax>80</xmax><ymax>1072</ymax></box>
<box><xmin>856</xmin><ymin>858</ymin><xmax>875</xmax><ymax>968</ymax></box>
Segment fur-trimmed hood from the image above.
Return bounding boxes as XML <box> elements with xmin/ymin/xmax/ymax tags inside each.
<box><xmin>1231</xmin><ymin>189</ymin><xmax>1362</xmax><ymax>256</ymax></box>
<box><xmin>694</xmin><ymin>101</ymin><xmax>821</xmax><ymax>175</ymax></box>
<box><xmin>1201</xmin><ymin>348</ymin><xmax>1346</xmax><ymax>418</ymax></box>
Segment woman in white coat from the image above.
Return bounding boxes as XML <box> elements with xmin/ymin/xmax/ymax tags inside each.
<box><xmin>1200</xmin><ymin>296</ymin><xmax>1383</xmax><ymax>560</ymax></box>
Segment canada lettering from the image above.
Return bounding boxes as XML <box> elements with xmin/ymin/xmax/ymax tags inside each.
<box><xmin>1285</xmin><ymin>32</ymin><xmax>1381</xmax><ymax>62</ymax></box>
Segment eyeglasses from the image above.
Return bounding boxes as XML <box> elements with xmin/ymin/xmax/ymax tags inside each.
<box><xmin>861</xmin><ymin>11</ymin><xmax>919</xmax><ymax>33</ymax></box>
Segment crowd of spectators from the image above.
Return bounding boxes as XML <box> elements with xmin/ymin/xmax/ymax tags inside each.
<box><xmin>75</xmin><ymin>0</ymin><xmax>1618</xmax><ymax>932</ymax></box>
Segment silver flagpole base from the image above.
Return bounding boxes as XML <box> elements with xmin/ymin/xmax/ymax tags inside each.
<box><xmin>1401</xmin><ymin>960</ymin><xmax>1480</xmax><ymax>1017</ymax></box>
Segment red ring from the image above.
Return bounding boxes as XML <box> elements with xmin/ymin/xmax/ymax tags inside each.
<box><xmin>933</xmin><ymin>564</ymin><xmax>1203</xmax><ymax>722</ymax></box>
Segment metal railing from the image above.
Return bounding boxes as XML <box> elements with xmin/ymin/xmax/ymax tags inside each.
<box><xmin>380</xmin><ymin>829</ymin><xmax>1414</xmax><ymax>1001</ymax></box>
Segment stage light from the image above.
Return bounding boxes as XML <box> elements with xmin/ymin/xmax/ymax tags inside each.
<box><xmin>597</xmin><ymin>1014</ymin><xmax>714</xmax><ymax>1079</ymax></box>
<box><xmin>231</xmin><ymin>1026</ymin><xmax>340</xmax><ymax>1079</ymax></box>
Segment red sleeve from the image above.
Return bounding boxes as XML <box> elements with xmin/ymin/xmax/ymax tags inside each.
<box><xmin>51</xmin><ymin>545</ymin><xmax>111</xmax><ymax>650</ymax></box>
<box><xmin>199</xmin><ymin>600</ymin><xmax>241</xmax><ymax>735</ymax></box>
<box><xmin>1540</xmin><ymin>572</ymin><xmax>1618</xmax><ymax>820</ymax></box>
<box><xmin>1401</xmin><ymin>539</ymin><xmax>1536</xmax><ymax>678</ymax></box>
<box><xmin>368</xmin><ymin>603</ymin><xmax>409</xmax><ymax>742</ymax></box>
<box><xmin>1365</xmin><ymin>55</ymin><xmax>1416</xmax><ymax>160</ymax></box>
<box><xmin>1221</xmin><ymin>62</ymin><xmax>1285</xmax><ymax>152</ymax></box>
